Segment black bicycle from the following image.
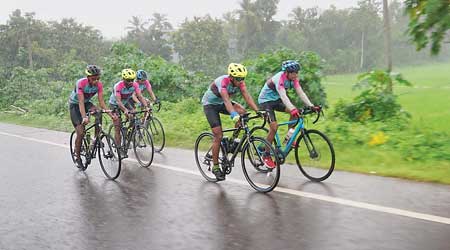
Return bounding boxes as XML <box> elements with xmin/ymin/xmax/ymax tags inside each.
<box><xmin>194</xmin><ymin>112</ymin><xmax>280</xmax><ymax>193</ymax></box>
<box><xmin>142</xmin><ymin>101</ymin><xmax>165</xmax><ymax>152</ymax></box>
<box><xmin>69</xmin><ymin>110</ymin><xmax>122</xmax><ymax>180</ymax></box>
<box><xmin>108</xmin><ymin>110</ymin><xmax>154</xmax><ymax>167</ymax></box>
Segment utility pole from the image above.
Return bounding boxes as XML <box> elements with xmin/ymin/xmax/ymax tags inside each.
<box><xmin>383</xmin><ymin>0</ymin><xmax>392</xmax><ymax>91</ymax></box>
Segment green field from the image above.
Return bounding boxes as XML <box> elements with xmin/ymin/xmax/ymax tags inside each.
<box><xmin>1</xmin><ymin>62</ymin><xmax>450</xmax><ymax>184</ymax></box>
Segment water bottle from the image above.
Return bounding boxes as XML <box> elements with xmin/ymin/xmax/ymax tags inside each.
<box><xmin>283</xmin><ymin>128</ymin><xmax>295</xmax><ymax>145</ymax></box>
<box><xmin>221</xmin><ymin>136</ymin><xmax>229</xmax><ymax>153</ymax></box>
<box><xmin>229</xmin><ymin>138</ymin><xmax>241</xmax><ymax>153</ymax></box>
<box><xmin>86</xmin><ymin>132</ymin><xmax>92</xmax><ymax>146</ymax></box>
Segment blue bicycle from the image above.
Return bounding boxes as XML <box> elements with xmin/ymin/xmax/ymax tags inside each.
<box><xmin>250</xmin><ymin>106</ymin><xmax>335</xmax><ymax>182</ymax></box>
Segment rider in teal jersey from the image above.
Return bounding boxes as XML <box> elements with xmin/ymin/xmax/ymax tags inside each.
<box><xmin>258</xmin><ymin>60</ymin><xmax>321</xmax><ymax>164</ymax></box>
<box><xmin>201</xmin><ymin>63</ymin><xmax>259</xmax><ymax>181</ymax></box>
<box><xmin>69</xmin><ymin>65</ymin><xmax>114</xmax><ymax>168</ymax></box>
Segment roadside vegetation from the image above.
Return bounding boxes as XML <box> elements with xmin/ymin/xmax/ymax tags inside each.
<box><xmin>1</xmin><ymin>1</ymin><xmax>449</xmax><ymax>184</ymax></box>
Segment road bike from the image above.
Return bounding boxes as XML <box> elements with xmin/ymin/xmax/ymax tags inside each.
<box><xmin>108</xmin><ymin>110</ymin><xmax>154</xmax><ymax>167</ymax></box>
<box><xmin>195</xmin><ymin>112</ymin><xmax>280</xmax><ymax>192</ymax></box>
<box><xmin>250</xmin><ymin>106</ymin><xmax>335</xmax><ymax>182</ymax></box>
<box><xmin>69</xmin><ymin>109</ymin><xmax>122</xmax><ymax>180</ymax></box>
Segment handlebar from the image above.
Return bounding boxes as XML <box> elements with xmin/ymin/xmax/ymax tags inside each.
<box><xmin>300</xmin><ymin>105</ymin><xmax>323</xmax><ymax>124</ymax></box>
<box><xmin>239</xmin><ymin>111</ymin><xmax>268</xmax><ymax>128</ymax></box>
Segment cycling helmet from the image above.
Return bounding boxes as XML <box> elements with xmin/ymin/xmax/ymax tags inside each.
<box><xmin>136</xmin><ymin>70</ymin><xmax>148</xmax><ymax>80</ymax></box>
<box><xmin>121</xmin><ymin>68</ymin><xmax>136</xmax><ymax>80</ymax></box>
<box><xmin>85</xmin><ymin>65</ymin><xmax>101</xmax><ymax>76</ymax></box>
<box><xmin>282</xmin><ymin>60</ymin><xmax>300</xmax><ymax>72</ymax></box>
<box><xmin>227</xmin><ymin>63</ymin><xmax>247</xmax><ymax>78</ymax></box>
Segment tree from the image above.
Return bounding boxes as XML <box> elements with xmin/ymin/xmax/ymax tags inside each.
<box><xmin>171</xmin><ymin>16</ymin><xmax>229</xmax><ymax>76</ymax></box>
<box><xmin>405</xmin><ymin>0</ymin><xmax>450</xmax><ymax>54</ymax></box>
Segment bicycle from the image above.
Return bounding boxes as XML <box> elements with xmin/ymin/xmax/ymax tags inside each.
<box><xmin>108</xmin><ymin>109</ymin><xmax>155</xmax><ymax>167</ymax></box>
<box><xmin>69</xmin><ymin>109</ymin><xmax>122</xmax><ymax>180</ymax></box>
<box><xmin>194</xmin><ymin>112</ymin><xmax>280</xmax><ymax>193</ymax></box>
<box><xmin>141</xmin><ymin>101</ymin><xmax>165</xmax><ymax>152</ymax></box>
<box><xmin>250</xmin><ymin>106</ymin><xmax>335</xmax><ymax>182</ymax></box>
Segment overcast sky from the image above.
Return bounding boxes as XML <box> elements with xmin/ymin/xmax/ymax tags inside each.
<box><xmin>1</xmin><ymin>0</ymin><xmax>359</xmax><ymax>39</ymax></box>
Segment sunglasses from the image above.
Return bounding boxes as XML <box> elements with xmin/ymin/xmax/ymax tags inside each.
<box><xmin>124</xmin><ymin>79</ymin><xmax>134</xmax><ymax>83</ymax></box>
<box><xmin>234</xmin><ymin>77</ymin><xmax>245</xmax><ymax>82</ymax></box>
<box><xmin>287</xmin><ymin>70</ymin><xmax>299</xmax><ymax>74</ymax></box>
<box><xmin>89</xmin><ymin>76</ymin><xmax>100</xmax><ymax>81</ymax></box>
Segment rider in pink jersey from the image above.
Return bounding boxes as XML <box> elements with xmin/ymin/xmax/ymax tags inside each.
<box><xmin>201</xmin><ymin>63</ymin><xmax>259</xmax><ymax>181</ymax></box>
<box><xmin>131</xmin><ymin>70</ymin><xmax>159</xmax><ymax>108</ymax></box>
<box><xmin>258</xmin><ymin>60</ymin><xmax>320</xmax><ymax>159</ymax></box>
<box><xmin>109</xmin><ymin>68</ymin><xmax>148</xmax><ymax>157</ymax></box>
<box><xmin>69</xmin><ymin>65</ymin><xmax>114</xmax><ymax>169</ymax></box>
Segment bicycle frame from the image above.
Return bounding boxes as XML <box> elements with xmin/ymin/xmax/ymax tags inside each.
<box><xmin>273</xmin><ymin>117</ymin><xmax>305</xmax><ymax>157</ymax></box>
<box><xmin>219</xmin><ymin>113</ymin><xmax>267</xmax><ymax>171</ymax></box>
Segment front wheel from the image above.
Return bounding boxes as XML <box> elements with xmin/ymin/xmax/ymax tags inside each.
<box><xmin>70</xmin><ymin>130</ymin><xmax>89</xmax><ymax>170</ymax></box>
<box><xmin>295</xmin><ymin>129</ymin><xmax>335</xmax><ymax>182</ymax></box>
<box><xmin>133</xmin><ymin>127</ymin><xmax>154</xmax><ymax>167</ymax></box>
<box><xmin>194</xmin><ymin>132</ymin><xmax>227</xmax><ymax>182</ymax></box>
<box><xmin>98</xmin><ymin>133</ymin><xmax>122</xmax><ymax>180</ymax></box>
<box><xmin>241</xmin><ymin>136</ymin><xmax>280</xmax><ymax>193</ymax></box>
<box><xmin>145</xmin><ymin>117</ymin><xmax>165</xmax><ymax>152</ymax></box>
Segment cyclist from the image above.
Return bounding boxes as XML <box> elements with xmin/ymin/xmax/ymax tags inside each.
<box><xmin>201</xmin><ymin>63</ymin><xmax>260</xmax><ymax>181</ymax></box>
<box><xmin>109</xmin><ymin>68</ymin><xmax>149</xmax><ymax>157</ymax></box>
<box><xmin>69</xmin><ymin>65</ymin><xmax>113</xmax><ymax>169</ymax></box>
<box><xmin>131</xmin><ymin>69</ymin><xmax>160</xmax><ymax>108</ymax></box>
<box><xmin>258</xmin><ymin>60</ymin><xmax>320</xmax><ymax>167</ymax></box>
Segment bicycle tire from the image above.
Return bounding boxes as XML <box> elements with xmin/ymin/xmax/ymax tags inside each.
<box><xmin>194</xmin><ymin>132</ymin><xmax>226</xmax><ymax>182</ymax></box>
<box><xmin>98</xmin><ymin>133</ymin><xmax>122</xmax><ymax>180</ymax></box>
<box><xmin>133</xmin><ymin>127</ymin><xmax>154</xmax><ymax>167</ymax></box>
<box><xmin>294</xmin><ymin>129</ymin><xmax>335</xmax><ymax>182</ymax></box>
<box><xmin>241</xmin><ymin>136</ymin><xmax>280</xmax><ymax>192</ymax></box>
<box><xmin>145</xmin><ymin>117</ymin><xmax>165</xmax><ymax>152</ymax></box>
<box><xmin>69</xmin><ymin>130</ymin><xmax>89</xmax><ymax>170</ymax></box>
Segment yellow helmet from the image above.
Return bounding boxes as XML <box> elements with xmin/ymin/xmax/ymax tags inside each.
<box><xmin>121</xmin><ymin>68</ymin><xmax>136</xmax><ymax>80</ymax></box>
<box><xmin>227</xmin><ymin>63</ymin><xmax>247</xmax><ymax>78</ymax></box>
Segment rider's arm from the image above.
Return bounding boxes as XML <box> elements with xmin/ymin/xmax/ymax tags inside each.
<box><xmin>146</xmin><ymin>81</ymin><xmax>157</xmax><ymax>102</ymax></box>
<box><xmin>294</xmin><ymin>82</ymin><xmax>313</xmax><ymax>107</ymax></box>
<box><xmin>97</xmin><ymin>83</ymin><xmax>108</xmax><ymax>110</ymax></box>
<box><xmin>78</xmin><ymin>93</ymin><xmax>86</xmax><ymax>118</ymax></box>
<box><xmin>134</xmin><ymin>83</ymin><xmax>148</xmax><ymax>108</ymax></box>
<box><xmin>277</xmin><ymin>85</ymin><xmax>296</xmax><ymax>111</ymax></box>
<box><xmin>131</xmin><ymin>92</ymin><xmax>139</xmax><ymax>104</ymax></box>
<box><xmin>240</xmin><ymin>83</ymin><xmax>259</xmax><ymax>112</ymax></box>
<box><xmin>220</xmin><ymin>90</ymin><xmax>235</xmax><ymax>115</ymax></box>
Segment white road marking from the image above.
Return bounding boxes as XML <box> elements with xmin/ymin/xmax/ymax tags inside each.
<box><xmin>1</xmin><ymin>131</ymin><xmax>450</xmax><ymax>225</ymax></box>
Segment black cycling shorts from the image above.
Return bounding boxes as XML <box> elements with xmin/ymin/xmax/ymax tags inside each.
<box><xmin>203</xmin><ymin>102</ymin><xmax>238</xmax><ymax>128</ymax></box>
<box><xmin>259</xmin><ymin>99</ymin><xmax>287</xmax><ymax>122</ymax></box>
<box><xmin>69</xmin><ymin>102</ymin><xmax>94</xmax><ymax>127</ymax></box>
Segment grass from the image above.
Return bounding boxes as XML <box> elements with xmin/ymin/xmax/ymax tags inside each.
<box><xmin>1</xmin><ymin>62</ymin><xmax>449</xmax><ymax>185</ymax></box>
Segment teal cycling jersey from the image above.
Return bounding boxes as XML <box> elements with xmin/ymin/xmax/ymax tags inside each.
<box><xmin>258</xmin><ymin>71</ymin><xmax>300</xmax><ymax>104</ymax></box>
<box><xmin>201</xmin><ymin>75</ymin><xmax>247</xmax><ymax>105</ymax></box>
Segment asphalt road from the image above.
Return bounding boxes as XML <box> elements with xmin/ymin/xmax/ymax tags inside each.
<box><xmin>0</xmin><ymin>122</ymin><xmax>449</xmax><ymax>250</ymax></box>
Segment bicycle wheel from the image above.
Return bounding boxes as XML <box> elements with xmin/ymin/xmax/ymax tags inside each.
<box><xmin>295</xmin><ymin>129</ymin><xmax>335</xmax><ymax>182</ymax></box>
<box><xmin>98</xmin><ymin>133</ymin><xmax>122</xmax><ymax>180</ymax></box>
<box><xmin>133</xmin><ymin>127</ymin><xmax>154</xmax><ymax>167</ymax></box>
<box><xmin>241</xmin><ymin>136</ymin><xmax>280</xmax><ymax>192</ymax></box>
<box><xmin>145</xmin><ymin>117</ymin><xmax>165</xmax><ymax>152</ymax></box>
<box><xmin>69</xmin><ymin>130</ymin><xmax>89</xmax><ymax>170</ymax></box>
<box><xmin>194</xmin><ymin>132</ymin><xmax>226</xmax><ymax>182</ymax></box>
<box><xmin>247</xmin><ymin>127</ymin><xmax>272</xmax><ymax>172</ymax></box>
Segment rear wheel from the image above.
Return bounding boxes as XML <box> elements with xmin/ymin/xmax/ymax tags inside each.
<box><xmin>241</xmin><ymin>136</ymin><xmax>280</xmax><ymax>192</ymax></box>
<box><xmin>295</xmin><ymin>129</ymin><xmax>335</xmax><ymax>182</ymax></box>
<box><xmin>194</xmin><ymin>132</ymin><xmax>227</xmax><ymax>182</ymax></box>
<box><xmin>133</xmin><ymin>127</ymin><xmax>154</xmax><ymax>167</ymax></box>
<box><xmin>98</xmin><ymin>133</ymin><xmax>122</xmax><ymax>180</ymax></box>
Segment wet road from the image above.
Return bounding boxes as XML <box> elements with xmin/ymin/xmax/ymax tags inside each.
<box><xmin>0</xmin><ymin>122</ymin><xmax>449</xmax><ymax>250</ymax></box>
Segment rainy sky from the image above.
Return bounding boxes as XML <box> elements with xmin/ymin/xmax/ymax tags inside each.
<box><xmin>1</xmin><ymin>0</ymin><xmax>359</xmax><ymax>39</ymax></box>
